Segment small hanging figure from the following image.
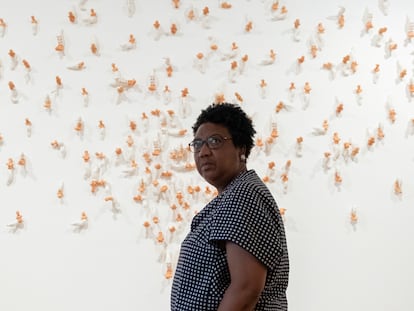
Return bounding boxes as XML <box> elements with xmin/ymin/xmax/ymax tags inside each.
<box><xmin>57</xmin><ymin>182</ymin><xmax>65</xmax><ymax>204</ymax></box>
<box><xmin>371</xmin><ymin>27</ymin><xmax>387</xmax><ymax>47</ymax></box>
<box><xmin>116</xmin><ymin>86</ymin><xmax>128</xmax><ymax>105</ymax></box>
<box><xmin>150</xmin><ymin>20</ymin><xmax>165</xmax><ymax>41</ymax></box>
<box><xmin>8</xmin><ymin>81</ymin><xmax>19</xmax><ymax>104</ymax></box>
<box><xmin>270</xmin><ymin>4</ymin><xmax>288</xmax><ymax>21</ymax></box>
<box><xmin>25</xmin><ymin>118</ymin><xmax>32</xmax><ymax>138</ymax></box>
<box><xmin>334</xmin><ymin>170</ymin><xmax>342</xmax><ymax>191</ymax></box>
<box><xmin>395</xmin><ymin>62</ymin><xmax>407</xmax><ymax>84</ymax></box>
<box><xmin>238</xmin><ymin>54</ymin><xmax>248</xmax><ymax>75</ymax></box>
<box><xmin>405</xmin><ymin>118</ymin><xmax>414</xmax><ymax>137</ymax></box>
<box><xmin>8</xmin><ymin>49</ymin><xmax>19</xmax><ymax>70</ymax></box>
<box><xmin>360</xmin><ymin>8</ymin><xmax>374</xmax><ymax>37</ymax></box>
<box><xmin>104</xmin><ymin>196</ymin><xmax>121</xmax><ymax>218</ymax></box>
<box><xmin>7</xmin><ymin>211</ymin><xmax>24</xmax><ymax>233</ymax></box>
<box><xmin>302</xmin><ymin>81</ymin><xmax>311</xmax><ymax>109</ymax></box>
<box><xmin>193</xmin><ymin>52</ymin><xmax>208</xmax><ymax>74</ymax></box>
<box><xmin>30</xmin><ymin>15</ymin><xmax>39</xmax><ymax>35</ymax></box>
<box><xmin>79</xmin><ymin>0</ymin><xmax>88</xmax><ymax>11</ymax></box>
<box><xmin>178</xmin><ymin>87</ymin><xmax>191</xmax><ymax>118</ymax></box>
<box><xmin>74</xmin><ymin>117</ymin><xmax>85</xmax><ymax>139</ymax></box>
<box><xmin>71</xmin><ymin>212</ymin><xmax>88</xmax><ymax>233</ymax></box>
<box><xmin>200</xmin><ymin>6</ymin><xmax>213</xmax><ymax>29</ymax></box>
<box><xmin>146</xmin><ymin>71</ymin><xmax>159</xmax><ymax>98</ymax></box>
<box><xmin>378</xmin><ymin>0</ymin><xmax>390</xmax><ymax>16</ymax></box>
<box><xmin>220</xmin><ymin>42</ymin><xmax>239</xmax><ymax>61</ymax></box>
<box><xmin>81</xmin><ymin>87</ymin><xmax>89</xmax><ymax>106</ymax></box>
<box><xmin>17</xmin><ymin>153</ymin><xmax>28</xmax><ymax>177</ymax></box>
<box><xmin>259</xmin><ymin>79</ymin><xmax>268</xmax><ymax>99</ymax></box>
<box><xmin>120</xmin><ymin>34</ymin><xmax>137</xmax><ymax>51</ymax></box>
<box><xmin>114</xmin><ymin>147</ymin><xmax>126</xmax><ymax>166</ymax></box>
<box><xmin>83</xmin><ymin>8</ymin><xmax>97</xmax><ymax>25</ymax></box>
<box><xmin>350</xmin><ymin>146</ymin><xmax>360</xmax><ymax>163</ymax></box>
<box><xmin>408</xmin><ymin>79</ymin><xmax>414</xmax><ymax>102</ymax></box>
<box><xmin>98</xmin><ymin>120</ymin><xmax>106</xmax><ymax>140</ymax></box>
<box><xmin>6</xmin><ymin>158</ymin><xmax>15</xmax><ymax>186</ymax></box>
<box><xmin>228</xmin><ymin>60</ymin><xmax>238</xmax><ymax>83</ymax></box>
<box><xmin>315</xmin><ymin>22</ymin><xmax>325</xmax><ymax>48</ymax></box>
<box><xmin>51</xmin><ymin>140</ymin><xmax>67</xmax><ymax>158</ymax></box>
<box><xmin>90</xmin><ymin>36</ymin><xmax>100</xmax><ymax>56</ymax></box>
<box><xmin>312</xmin><ymin>119</ymin><xmax>329</xmax><ymax>136</ymax></box>
<box><xmin>22</xmin><ymin>59</ymin><xmax>32</xmax><ymax>83</ymax></box>
<box><xmin>53</xmin><ymin>75</ymin><xmax>63</xmax><ymax>97</ymax></box>
<box><xmin>295</xmin><ymin>136</ymin><xmax>304</xmax><ymax>157</ymax></box>
<box><xmin>292</xmin><ymin>18</ymin><xmax>301</xmax><ymax>42</ymax></box>
<box><xmin>185</xmin><ymin>6</ymin><xmax>198</xmax><ymax>23</ymax></box>
<box><xmin>43</xmin><ymin>94</ymin><xmax>53</xmax><ymax>114</ymax></box>
<box><xmin>67</xmin><ymin>61</ymin><xmax>86</xmax><ymax>71</ymax></box>
<box><xmin>404</xmin><ymin>16</ymin><xmax>414</xmax><ymax>46</ymax></box>
<box><xmin>350</xmin><ymin>207</ymin><xmax>358</xmax><ymax>230</ymax></box>
<box><xmin>322</xmin><ymin>62</ymin><xmax>335</xmax><ymax>80</ymax></box>
<box><xmin>280</xmin><ymin>172</ymin><xmax>289</xmax><ymax>194</ymax></box>
<box><xmin>164</xmin><ymin>57</ymin><xmax>175</xmax><ymax>78</ymax></box>
<box><xmin>295</xmin><ymin>55</ymin><xmax>305</xmax><ymax>75</ymax></box>
<box><xmin>384</xmin><ymin>38</ymin><xmax>398</xmax><ymax>59</ymax></box>
<box><xmin>0</xmin><ymin>18</ymin><xmax>7</xmax><ymax>37</ymax></box>
<box><xmin>259</xmin><ymin>49</ymin><xmax>276</xmax><ymax>66</ymax></box>
<box><xmin>163</xmin><ymin>85</ymin><xmax>172</xmax><ymax>105</ymax></box>
<box><xmin>288</xmin><ymin>82</ymin><xmax>296</xmax><ymax>102</ymax></box>
<box><xmin>394</xmin><ymin>179</ymin><xmax>403</xmax><ymax>198</ymax></box>
<box><xmin>127</xmin><ymin>0</ymin><xmax>136</xmax><ymax>18</ymax></box>
<box><xmin>322</xmin><ymin>152</ymin><xmax>331</xmax><ymax>172</ymax></box>
<box><xmin>355</xmin><ymin>84</ymin><xmax>363</xmax><ymax>105</ymax></box>
<box><xmin>55</xmin><ymin>30</ymin><xmax>65</xmax><ymax>58</ymax></box>
<box><xmin>68</xmin><ymin>10</ymin><xmax>77</xmax><ymax>24</ymax></box>
<box><xmin>82</xmin><ymin>150</ymin><xmax>91</xmax><ymax>179</ymax></box>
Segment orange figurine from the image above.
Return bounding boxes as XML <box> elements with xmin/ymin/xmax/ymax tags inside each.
<box><xmin>90</xmin><ymin>42</ymin><xmax>99</xmax><ymax>56</ymax></box>
<box><xmin>30</xmin><ymin>16</ymin><xmax>39</xmax><ymax>35</ymax></box>
<box><xmin>43</xmin><ymin>95</ymin><xmax>52</xmax><ymax>112</ymax></box>
<box><xmin>336</xmin><ymin>102</ymin><xmax>344</xmax><ymax>116</ymax></box>
<box><xmin>170</xmin><ymin>23</ymin><xmax>178</xmax><ymax>35</ymax></box>
<box><xmin>350</xmin><ymin>209</ymin><xmax>358</xmax><ymax>226</ymax></box>
<box><xmin>337</xmin><ymin>7</ymin><xmax>345</xmax><ymax>28</ymax></box>
<box><xmin>245</xmin><ymin>21</ymin><xmax>253</xmax><ymax>33</ymax></box>
<box><xmin>172</xmin><ymin>0</ymin><xmax>180</xmax><ymax>8</ymax></box>
<box><xmin>165</xmin><ymin>263</ymin><xmax>173</xmax><ymax>280</ymax></box>
<box><xmin>394</xmin><ymin>179</ymin><xmax>402</xmax><ymax>196</ymax></box>
<box><xmin>388</xmin><ymin>108</ymin><xmax>396</xmax><ymax>123</ymax></box>
<box><xmin>74</xmin><ymin>118</ymin><xmax>84</xmax><ymax>136</ymax></box>
<box><xmin>55</xmin><ymin>32</ymin><xmax>65</xmax><ymax>57</ymax></box>
<box><xmin>220</xmin><ymin>2</ymin><xmax>232</xmax><ymax>9</ymax></box>
<box><xmin>0</xmin><ymin>18</ymin><xmax>7</xmax><ymax>37</ymax></box>
<box><xmin>68</xmin><ymin>11</ymin><xmax>76</xmax><ymax>23</ymax></box>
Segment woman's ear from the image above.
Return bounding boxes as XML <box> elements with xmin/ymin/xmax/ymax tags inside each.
<box><xmin>239</xmin><ymin>147</ymin><xmax>247</xmax><ymax>161</ymax></box>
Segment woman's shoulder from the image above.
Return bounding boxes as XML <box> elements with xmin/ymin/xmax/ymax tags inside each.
<box><xmin>226</xmin><ymin>170</ymin><xmax>275</xmax><ymax>202</ymax></box>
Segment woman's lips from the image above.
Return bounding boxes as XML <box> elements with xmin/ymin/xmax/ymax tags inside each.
<box><xmin>200</xmin><ymin>162</ymin><xmax>214</xmax><ymax>170</ymax></box>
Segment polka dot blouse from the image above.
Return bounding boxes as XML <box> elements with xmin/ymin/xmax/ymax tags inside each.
<box><xmin>171</xmin><ymin>170</ymin><xmax>289</xmax><ymax>310</ymax></box>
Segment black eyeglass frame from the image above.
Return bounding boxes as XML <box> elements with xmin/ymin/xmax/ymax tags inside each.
<box><xmin>188</xmin><ymin>134</ymin><xmax>232</xmax><ymax>153</ymax></box>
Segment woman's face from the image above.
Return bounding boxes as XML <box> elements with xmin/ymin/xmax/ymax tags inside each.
<box><xmin>192</xmin><ymin>122</ymin><xmax>245</xmax><ymax>193</ymax></box>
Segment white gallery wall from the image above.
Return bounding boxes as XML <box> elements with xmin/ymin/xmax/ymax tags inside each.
<box><xmin>0</xmin><ymin>0</ymin><xmax>413</xmax><ymax>310</ymax></box>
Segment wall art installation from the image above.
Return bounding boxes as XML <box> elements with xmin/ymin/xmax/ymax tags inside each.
<box><xmin>0</xmin><ymin>0</ymin><xmax>413</xmax><ymax>291</ymax></box>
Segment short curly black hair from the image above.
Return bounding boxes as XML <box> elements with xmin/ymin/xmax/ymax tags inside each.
<box><xmin>192</xmin><ymin>103</ymin><xmax>256</xmax><ymax>158</ymax></box>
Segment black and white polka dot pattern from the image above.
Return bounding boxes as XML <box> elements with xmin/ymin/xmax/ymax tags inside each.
<box><xmin>171</xmin><ymin>170</ymin><xmax>289</xmax><ymax>311</ymax></box>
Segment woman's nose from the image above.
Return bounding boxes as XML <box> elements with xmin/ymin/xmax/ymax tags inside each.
<box><xmin>198</xmin><ymin>141</ymin><xmax>212</xmax><ymax>156</ymax></box>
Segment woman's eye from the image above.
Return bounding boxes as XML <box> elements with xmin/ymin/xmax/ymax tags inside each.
<box><xmin>209</xmin><ymin>137</ymin><xmax>220</xmax><ymax>145</ymax></box>
<box><xmin>194</xmin><ymin>141</ymin><xmax>203</xmax><ymax>148</ymax></box>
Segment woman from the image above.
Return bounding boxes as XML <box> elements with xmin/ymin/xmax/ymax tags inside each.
<box><xmin>171</xmin><ymin>103</ymin><xmax>289</xmax><ymax>311</ymax></box>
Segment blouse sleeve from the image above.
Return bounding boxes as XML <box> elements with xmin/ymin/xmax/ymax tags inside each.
<box><xmin>208</xmin><ymin>182</ymin><xmax>284</xmax><ymax>269</ymax></box>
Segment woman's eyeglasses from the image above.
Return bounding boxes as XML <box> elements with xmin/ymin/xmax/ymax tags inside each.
<box><xmin>189</xmin><ymin>134</ymin><xmax>232</xmax><ymax>153</ymax></box>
